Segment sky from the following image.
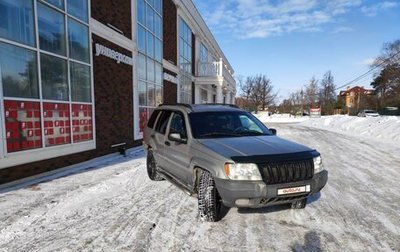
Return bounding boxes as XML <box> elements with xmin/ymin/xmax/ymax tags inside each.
<box><xmin>192</xmin><ymin>0</ymin><xmax>400</xmax><ymax>101</ymax></box>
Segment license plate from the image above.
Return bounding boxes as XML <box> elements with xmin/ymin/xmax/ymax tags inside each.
<box><xmin>277</xmin><ymin>185</ymin><xmax>311</xmax><ymax>195</ymax></box>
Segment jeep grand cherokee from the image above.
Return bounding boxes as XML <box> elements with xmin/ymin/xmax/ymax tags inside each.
<box><xmin>143</xmin><ymin>104</ymin><xmax>328</xmax><ymax>222</ymax></box>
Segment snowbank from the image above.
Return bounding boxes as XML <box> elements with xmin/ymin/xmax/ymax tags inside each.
<box><xmin>254</xmin><ymin>112</ymin><xmax>310</xmax><ymax>123</ymax></box>
<box><xmin>300</xmin><ymin>115</ymin><xmax>400</xmax><ymax>143</ymax></box>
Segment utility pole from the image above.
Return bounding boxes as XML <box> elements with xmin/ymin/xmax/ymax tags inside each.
<box><xmin>300</xmin><ymin>89</ymin><xmax>304</xmax><ymax>116</ymax></box>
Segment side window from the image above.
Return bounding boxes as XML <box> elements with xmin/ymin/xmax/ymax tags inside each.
<box><xmin>169</xmin><ymin>112</ymin><xmax>187</xmax><ymax>138</ymax></box>
<box><xmin>147</xmin><ymin>110</ymin><xmax>161</xmax><ymax>129</ymax></box>
<box><xmin>155</xmin><ymin>110</ymin><xmax>172</xmax><ymax>134</ymax></box>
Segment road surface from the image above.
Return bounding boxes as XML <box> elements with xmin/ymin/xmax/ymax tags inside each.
<box><xmin>1</xmin><ymin>124</ymin><xmax>399</xmax><ymax>251</ymax></box>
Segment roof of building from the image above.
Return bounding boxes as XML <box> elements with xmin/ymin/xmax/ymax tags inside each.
<box><xmin>339</xmin><ymin>86</ymin><xmax>375</xmax><ymax>96</ymax></box>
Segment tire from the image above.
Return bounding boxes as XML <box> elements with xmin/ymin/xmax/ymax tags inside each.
<box><xmin>146</xmin><ymin>151</ymin><xmax>164</xmax><ymax>181</ymax></box>
<box><xmin>198</xmin><ymin>170</ymin><xmax>221</xmax><ymax>222</ymax></box>
<box><xmin>291</xmin><ymin>198</ymin><xmax>307</xmax><ymax>209</ymax></box>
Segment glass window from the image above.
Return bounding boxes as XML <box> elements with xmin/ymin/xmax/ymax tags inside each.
<box><xmin>0</xmin><ymin>0</ymin><xmax>35</xmax><ymax>46</ymax></box>
<box><xmin>67</xmin><ymin>0</ymin><xmax>88</xmax><ymax>22</ymax></box>
<box><xmin>68</xmin><ymin>18</ymin><xmax>89</xmax><ymax>63</ymax></box>
<box><xmin>147</xmin><ymin>109</ymin><xmax>160</xmax><ymax>129</ymax></box>
<box><xmin>138</xmin><ymin>25</ymin><xmax>146</xmax><ymax>53</ymax></box>
<box><xmin>147</xmin><ymin>32</ymin><xmax>154</xmax><ymax>58</ymax></box>
<box><xmin>155</xmin><ymin>85</ymin><xmax>162</xmax><ymax>106</ymax></box>
<box><xmin>38</xmin><ymin>3</ymin><xmax>66</xmax><ymax>56</ymax></box>
<box><xmin>44</xmin><ymin>0</ymin><xmax>64</xmax><ymax>9</ymax></box>
<box><xmin>154</xmin><ymin>0</ymin><xmax>162</xmax><ymax>14</ymax></box>
<box><xmin>146</xmin><ymin>3</ymin><xmax>154</xmax><ymax>31</ymax></box>
<box><xmin>169</xmin><ymin>112</ymin><xmax>186</xmax><ymax>137</ymax></box>
<box><xmin>70</xmin><ymin>62</ymin><xmax>91</xmax><ymax>102</ymax></box>
<box><xmin>138</xmin><ymin>54</ymin><xmax>146</xmax><ymax>80</ymax></box>
<box><xmin>40</xmin><ymin>54</ymin><xmax>68</xmax><ymax>101</ymax></box>
<box><xmin>147</xmin><ymin>58</ymin><xmax>155</xmax><ymax>82</ymax></box>
<box><xmin>0</xmin><ymin>42</ymin><xmax>39</xmax><ymax>99</ymax></box>
<box><xmin>155</xmin><ymin>38</ymin><xmax>162</xmax><ymax>62</ymax></box>
<box><xmin>138</xmin><ymin>81</ymin><xmax>147</xmax><ymax>106</ymax></box>
<box><xmin>155</xmin><ymin>110</ymin><xmax>172</xmax><ymax>135</ymax></box>
<box><xmin>137</xmin><ymin>0</ymin><xmax>163</xmax><ymax>134</ymax></box>
<box><xmin>137</xmin><ymin>0</ymin><xmax>145</xmax><ymax>25</ymax></box>
<box><xmin>147</xmin><ymin>84</ymin><xmax>155</xmax><ymax>107</ymax></box>
<box><xmin>155</xmin><ymin>63</ymin><xmax>162</xmax><ymax>85</ymax></box>
<box><xmin>154</xmin><ymin>15</ymin><xmax>161</xmax><ymax>38</ymax></box>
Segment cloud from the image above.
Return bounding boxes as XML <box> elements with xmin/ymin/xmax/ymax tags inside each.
<box><xmin>197</xmin><ymin>0</ymin><xmax>366</xmax><ymax>39</ymax></box>
<box><xmin>360</xmin><ymin>58</ymin><xmax>375</xmax><ymax>66</ymax></box>
<box><xmin>361</xmin><ymin>1</ymin><xmax>399</xmax><ymax>17</ymax></box>
<box><xmin>331</xmin><ymin>26</ymin><xmax>354</xmax><ymax>34</ymax></box>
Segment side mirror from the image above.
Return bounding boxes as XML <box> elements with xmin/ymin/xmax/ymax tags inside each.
<box><xmin>168</xmin><ymin>133</ymin><xmax>187</xmax><ymax>144</ymax></box>
<box><xmin>269</xmin><ymin>128</ymin><xmax>277</xmax><ymax>135</ymax></box>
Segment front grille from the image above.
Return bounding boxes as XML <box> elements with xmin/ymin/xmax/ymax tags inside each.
<box><xmin>258</xmin><ymin>159</ymin><xmax>314</xmax><ymax>184</ymax></box>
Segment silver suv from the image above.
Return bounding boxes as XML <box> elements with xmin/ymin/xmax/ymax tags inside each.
<box><xmin>143</xmin><ymin>104</ymin><xmax>328</xmax><ymax>222</ymax></box>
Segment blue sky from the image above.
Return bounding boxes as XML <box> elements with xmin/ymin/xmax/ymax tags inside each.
<box><xmin>193</xmin><ymin>0</ymin><xmax>400</xmax><ymax>100</ymax></box>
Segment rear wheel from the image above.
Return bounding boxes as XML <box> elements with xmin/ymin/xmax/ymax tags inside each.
<box><xmin>146</xmin><ymin>151</ymin><xmax>164</xmax><ymax>181</ymax></box>
<box><xmin>291</xmin><ymin>198</ymin><xmax>307</xmax><ymax>209</ymax></box>
<box><xmin>198</xmin><ymin>170</ymin><xmax>221</xmax><ymax>222</ymax></box>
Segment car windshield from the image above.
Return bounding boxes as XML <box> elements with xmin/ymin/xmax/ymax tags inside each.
<box><xmin>189</xmin><ymin>111</ymin><xmax>272</xmax><ymax>139</ymax></box>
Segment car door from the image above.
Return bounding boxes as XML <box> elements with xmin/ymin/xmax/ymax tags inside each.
<box><xmin>163</xmin><ymin>111</ymin><xmax>192</xmax><ymax>185</ymax></box>
<box><xmin>152</xmin><ymin>110</ymin><xmax>172</xmax><ymax>170</ymax></box>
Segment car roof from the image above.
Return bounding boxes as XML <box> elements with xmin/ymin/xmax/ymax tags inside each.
<box><xmin>157</xmin><ymin>104</ymin><xmax>243</xmax><ymax>113</ymax></box>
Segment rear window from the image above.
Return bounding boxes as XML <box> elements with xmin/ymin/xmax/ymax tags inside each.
<box><xmin>147</xmin><ymin>110</ymin><xmax>161</xmax><ymax>129</ymax></box>
<box><xmin>155</xmin><ymin>110</ymin><xmax>172</xmax><ymax>135</ymax></box>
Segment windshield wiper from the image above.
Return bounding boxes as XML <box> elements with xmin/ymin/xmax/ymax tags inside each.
<box><xmin>237</xmin><ymin>130</ymin><xmax>268</xmax><ymax>136</ymax></box>
<box><xmin>199</xmin><ymin>132</ymin><xmax>241</xmax><ymax>138</ymax></box>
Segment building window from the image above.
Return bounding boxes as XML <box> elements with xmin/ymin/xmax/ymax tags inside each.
<box><xmin>68</xmin><ymin>18</ymin><xmax>90</xmax><ymax>63</ymax></box>
<box><xmin>137</xmin><ymin>0</ymin><xmax>163</xmax><ymax>134</ymax></box>
<box><xmin>179</xmin><ymin>18</ymin><xmax>192</xmax><ymax>104</ymax></box>
<box><xmin>37</xmin><ymin>3</ymin><xmax>66</xmax><ymax>56</ymax></box>
<box><xmin>199</xmin><ymin>43</ymin><xmax>208</xmax><ymax>76</ymax></box>
<box><xmin>0</xmin><ymin>0</ymin><xmax>36</xmax><ymax>46</ymax></box>
<box><xmin>0</xmin><ymin>42</ymin><xmax>39</xmax><ymax>99</ymax></box>
<box><xmin>0</xmin><ymin>0</ymin><xmax>92</xmax><ymax>157</ymax></box>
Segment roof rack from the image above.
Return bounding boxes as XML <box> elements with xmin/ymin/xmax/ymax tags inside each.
<box><xmin>204</xmin><ymin>103</ymin><xmax>240</xmax><ymax>108</ymax></box>
<box><xmin>158</xmin><ymin>103</ymin><xmax>193</xmax><ymax>109</ymax></box>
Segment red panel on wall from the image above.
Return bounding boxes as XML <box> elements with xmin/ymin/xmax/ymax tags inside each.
<box><xmin>43</xmin><ymin>102</ymin><xmax>71</xmax><ymax>147</ymax></box>
<box><xmin>4</xmin><ymin>100</ymin><xmax>42</xmax><ymax>153</ymax></box>
<box><xmin>72</xmin><ymin>104</ymin><xmax>93</xmax><ymax>142</ymax></box>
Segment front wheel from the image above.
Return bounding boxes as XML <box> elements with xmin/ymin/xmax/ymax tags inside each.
<box><xmin>198</xmin><ymin>170</ymin><xmax>221</xmax><ymax>222</ymax></box>
<box><xmin>146</xmin><ymin>151</ymin><xmax>164</xmax><ymax>181</ymax></box>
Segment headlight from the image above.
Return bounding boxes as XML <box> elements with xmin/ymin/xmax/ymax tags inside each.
<box><xmin>313</xmin><ymin>156</ymin><xmax>324</xmax><ymax>174</ymax></box>
<box><xmin>224</xmin><ymin>163</ymin><xmax>262</xmax><ymax>180</ymax></box>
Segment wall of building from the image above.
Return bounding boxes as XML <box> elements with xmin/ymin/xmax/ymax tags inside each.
<box><xmin>92</xmin><ymin>35</ymin><xmax>135</xmax><ymax>154</ymax></box>
<box><xmin>163</xmin><ymin>0</ymin><xmax>177</xmax><ymax>65</ymax></box>
<box><xmin>91</xmin><ymin>0</ymin><xmax>132</xmax><ymax>39</ymax></box>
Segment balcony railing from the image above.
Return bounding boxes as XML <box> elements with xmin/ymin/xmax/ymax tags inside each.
<box><xmin>197</xmin><ymin>59</ymin><xmax>235</xmax><ymax>86</ymax></box>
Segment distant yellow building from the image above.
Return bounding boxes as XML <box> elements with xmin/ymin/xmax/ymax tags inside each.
<box><xmin>339</xmin><ymin>86</ymin><xmax>375</xmax><ymax>114</ymax></box>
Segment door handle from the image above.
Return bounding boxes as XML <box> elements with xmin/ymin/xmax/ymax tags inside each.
<box><xmin>165</xmin><ymin>141</ymin><xmax>171</xmax><ymax>146</ymax></box>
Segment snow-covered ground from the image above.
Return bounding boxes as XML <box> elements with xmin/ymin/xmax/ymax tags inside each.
<box><xmin>254</xmin><ymin>112</ymin><xmax>310</xmax><ymax>123</ymax></box>
<box><xmin>257</xmin><ymin>112</ymin><xmax>400</xmax><ymax>144</ymax></box>
<box><xmin>1</xmin><ymin>123</ymin><xmax>400</xmax><ymax>251</ymax></box>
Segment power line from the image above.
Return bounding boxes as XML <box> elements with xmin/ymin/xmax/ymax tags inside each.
<box><xmin>335</xmin><ymin>50</ymin><xmax>400</xmax><ymax>91</ymax></box>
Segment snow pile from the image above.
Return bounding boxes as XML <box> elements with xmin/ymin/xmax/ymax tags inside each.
<box><xmin>254</xmin><ymin>112</ymin><xmax>310</xmax><ymax>123</ymax></box>
<box><xmin>300</xmin><ymin>115</ymin><xmax>400</xmax><ymax>143</ymax></box>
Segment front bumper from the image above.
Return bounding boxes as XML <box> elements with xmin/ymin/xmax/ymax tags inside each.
<box><xmin>215</xmin><ymin>170</ymin><xmax>328</xmax><ymax>208</ymax></box>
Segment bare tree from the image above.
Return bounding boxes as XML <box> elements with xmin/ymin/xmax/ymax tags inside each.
<box><xmin>247</xmin><ymin>75</ymin><xmax>277</xmax><ymax>112</ymax></box>
<box><xmin>304</xmin><ymin>77</ymin><xmax>319</xmax><ymax>109</ymax></box>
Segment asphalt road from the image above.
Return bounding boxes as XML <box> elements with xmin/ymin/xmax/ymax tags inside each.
<box><xmin>0</xmin><ymin>124</ymin><xmax>399</xmax><ymax>251</ymax></box>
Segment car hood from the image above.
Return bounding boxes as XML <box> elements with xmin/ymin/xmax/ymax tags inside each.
<box><xmin>198</xmin><ymin>135</ymin><xmax>315</xmax><ymax>160</ymax></box>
